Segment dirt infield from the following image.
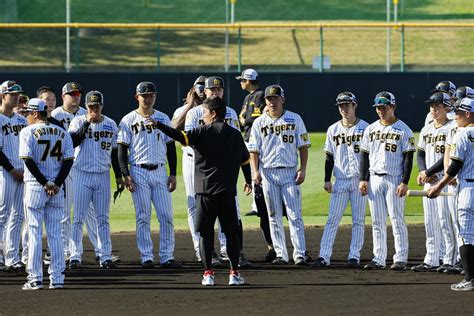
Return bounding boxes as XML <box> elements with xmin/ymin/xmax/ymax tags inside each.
<box><xmin>1</xmin><ymin>225</ymin><xmax>473</xmax><ymax>315</ymax></box>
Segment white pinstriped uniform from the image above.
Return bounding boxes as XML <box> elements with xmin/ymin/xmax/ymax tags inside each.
<box><xmin>360</xmin><ymin>119</ymin><xmax>415</xmax><ymax>266</ymax></box>
<box><xmin>184</xmin><ymin>105</ymin><xmax>241</xmax><ymax>254</ymax></box>
<box><xmin>118</xmin><ymin>110</ymin><xmax>175</xmax><ymax>264</ymax></box>
<box><xmin>51</xmin><ymin>106</ymin><xmax>99</xmax><ymax>257</ymax></box>
<box><xmin>450</xmin><ymin>126</ymin><xmax>474</xmax><ymax>245</ymax></box>
<box><xmin>19</xmin><ymin>122</ymin><xmax>74</xmax><ymax>285</ymax></box>
<box><xmin>424</xmin><ymin>111</ymin><xmax>455</xmax><ymax>127</ymax></box>
<box><xmin>248</xmin><ymin>110</ymin><xmax>310</xmax><ymax>262</ymax></box>
<box><xmin>0</xmin><ymin>113</ymin><xmax>27</xmax><ymax>267</ymax></box>
<box><xmin>68</xmin><ymin>115</ymin><xmax>118</xmax><ymax>264</ymax></box>
<box><xmin>418</xmin><ymin>120</ymin><xmax>457</xmax><ymax>266</ymax></box>
<box><xmin>319</xmin><ymin>119</ymin><xmax>369</xmax><ymax>264</ymax></box>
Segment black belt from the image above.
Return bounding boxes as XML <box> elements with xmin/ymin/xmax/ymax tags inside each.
<box><xmin>374</xmin><ymin>173</ymin><xmax>388</xmax><ymax>176</ymax></box>
<box><xmin>136</xmin><ymin>164</ymin><xmax>160</xmax><ymax>171</ymax></box>
<box><xmin>187</xmin><ymin>153</ymin><xmax>193</xmax><ymax>158</ymax></box>
<box><xmin>466</xmin><ymin>179</ymin><xmax>474</xmax><ymax>183</ymax></box>
<box><xmin>276</xmin><ymin>166</ymin><xmax>286</xmax><ymax>169</ymax></box>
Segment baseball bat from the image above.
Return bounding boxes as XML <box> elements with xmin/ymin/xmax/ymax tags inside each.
<box><xmin>407</xmin><ymin>190</ymin><xmax>455</xmax><ymax>197</ymax></box>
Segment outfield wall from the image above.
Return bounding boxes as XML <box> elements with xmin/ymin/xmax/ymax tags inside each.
<box><xmin>5</xmin><ymin>72</ymin><xmax>473</xmax><ymax>131</ymax></box>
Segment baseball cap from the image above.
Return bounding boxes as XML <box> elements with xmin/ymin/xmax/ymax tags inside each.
<box><xmin>373</xmin><ymin>91</ymin><xmax>396</xmax><ymax>107</ymax></box>
<box><xmin>424</xmin><ymin>92</ymin><xmax>451</xmax><ymax>107</ymax></box>
<box><xmin>453</xmin><ymin>97</ymin><xmax>474</xmax><ymax>113</ymax></box>
<box><xmin>205</xmin><ymin>76</ymin><xmax>224</xmax><ymax>89</ymax></box>
<box><xmin>193</xmin><ymin>75</ymin><xmax>206</xmax><ymax>86</ymax></box>
<box><xmin>85</xmin><ymin>91</ymin><xmax>104</xmax><ymax>106</ymax></box>
<box><xmin>235</xmin><ymin>69</ymin><xmax>258</xmax><ymax>81</ymax></box>
<box><xmin>335</xmin><ymin>92</ymin><xmax>357</xmax><ymax>105</ymax></box>
<box><xmin>136</xmin><ymin>81</ymin><xmax>156</xmax><ymax>95</ymax></box>
<box><xmin>431</xmin><ymin>80</ymin><xmax>456</xmax><ymax>95</ymax></box>
<box><xmin>1</xmin><ymin>80</ymin><xmax>23</xmax><ymax>94</ymax></box>
<box><xmin>62</xmin><ymin>82</ymin><xmax>82</xmax><ymax>95</ymax></box>
<box><xmin>264</xmin><ymin>85</ymin><xmax>285</xmax><ymax>98</ymax></box>
<box><xmin>23</xmin><ymin>98</ymin><xmax>47</xmax><ymax>112</ymax></box>
<box><xmin>453</xmin><ymin>86</ymin><xmax>474</xmax><ymax>101</ymax></box>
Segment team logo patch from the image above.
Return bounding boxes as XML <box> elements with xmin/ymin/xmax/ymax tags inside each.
<box><xmin>270</xmin><ymin>87</ymin><xmax>278</xmax><ymax>95</ymax></box>
<box><xmin>213</xmin><ymin>79</ymin><xmax>222</xmax><ymax>86</ymax></box>
<box><xmin>71</xmin><ymin>83</ymin><xmax>78</xmax><ymax>90</ymax></box>
<box><xmin>253</xmin><ymin>108</ymin><xmax>261</xmax><ymax>115</ymax></box>
<box><xmin>91</xmin><ymin>95</ymin><xmax>99</xmax><ymax>102</ymax></box>
<box><xmin>284</xmin><ymin>118</ymin><xmax>295</xmax><ymax>123</ymax></box>
<box><xmin>392</xmin><ymin>127</ymin><xmax>401</xmax><ymax>132</ymax></box>
<box><xmin>103</xmin><ymin>125</ymin><xmax>113</xmax><ymax>131</ymax></box>
<box><xmin>356</xmin><ymin>129</ymin><xmax>365</xmax><ymax>134</ymax></box>
<box><xmin>300</xmin><ymin>133</ymin><xmax>309</xmax><ymax>141</ymax></box>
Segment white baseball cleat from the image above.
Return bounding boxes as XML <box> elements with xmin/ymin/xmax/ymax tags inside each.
<box><xmin>202</xmin><ymin>270</ymin><xmax>215</xmax><ymax>286</ymax></box>
<box><xmin>49</xmin><ymin>283</ymin><xmax>64</xmax><ymax>289</ymax></box>
<box><xmin>451</xmin><ymin>279</ymin><xmax>473</xmax><ymax>291</ymax></box>
<box><xmin>22</xmin><ymin>281</ymin><xmax>44</xmax><ymax>290</ymax></box>
<box><xmin>229</xmin><ymin>270</ymin><xmax>245</xmax><ymax>286</ymax></box>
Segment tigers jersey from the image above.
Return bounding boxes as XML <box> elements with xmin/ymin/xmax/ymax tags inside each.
<box><xmin>418</xmin><ymin>120</ymin><xmax>456</xmax><ymax>173</ymax></box>
<box><xmin>450</xmin><ymin>126</ymin><xmax>474</xmax><ymax>180</ymax></box>
<box><xmin>19</xmin><ymin>122</ymin><xmax>74</xmax><ymax>183</ymax></box>
<box><xmin>360</xmin><ymin>119</ymin><xmax>415</xmax><ymax>176</ymax></box>
<box><xmin>117</xmin><ymin>110</ymin><xmax>172</xmax><ymax>165</ymax></box>
<box><xmin>0</xmin><ymin>112</ymin><xmax>28</xmax><ymax>169</ymax></box>
<box><xmin>446</xmin><ymin>124</ymin><xmax>461</xmax><ymax>147</ymax></box>
<box><xmin>68</xmin><ymin>115</ymin><xmax>118</xmax><ymax>173</ymax></box>
<box><xmin>324</xmin><ymin>119</ymin><xmax>369</xmax><ymax>179</ymax></box>
<box><xmin>51</xmin><ymin>106</ymin><xmax>87</xmax><ymax>130</ymax></box>
<box><xmin>248</xmin><ymin>110</ymin><xmax>311</xmax><ymax>169</ymax></box>
<box><xmin>184</xmin><ymin>105</ymin><xmax>240</xmax><ymax>131</ymax></box>
<box><xmin>172</xmin><ymin>105</ymin><xmax>193</xmax><ymax>156</ymax></box>
<box><xmin>424</xmin><ymin>111</ymin><xmax>455</xmax><ymax>127</ymax></box>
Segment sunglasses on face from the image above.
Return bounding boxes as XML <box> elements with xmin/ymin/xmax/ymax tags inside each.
<box><xmin>67</xmin><ymin>91</ymin><xmax>81</xmax><ymax>97</ymax></box>
<box><xmin>374</xmin><ymin>97</ymin><xmax>392</xmax><ymax>105</ymax></box>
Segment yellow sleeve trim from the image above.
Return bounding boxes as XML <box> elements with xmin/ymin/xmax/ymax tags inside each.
<box><xmin>298</xmin><ymin>144</ymin><xmax>311</xmax><ymax>149</ymax></box>
<box><xmin>248</xmin><ymin>150</ymin><xmax>259</xmax><ymax>154</ymax></box>
<box><xmin>450</xmin><ymin>156</ymin><xmax>464</xmax><ymax>162</ymax></box>
<box><xmin>181</xmin><ymin>131</ymin><xmax>189</xmax><ymax>146</ymax></box>
<box><xmin>117</xmin><ymin>141</ymin><xmax>129</xmax><ymax>147</ymax></box>
<box><xmin>402</xmin><ymin>149</ymin><xmax>416</xmax><ymax>153</ymax></box>
<box><xmin>19</xmin><ymin>156</ymin><xmax>32</xmax><ymax>160</ymax></box>
<box><xmin>241</xmin><ymin>157</ymin><xmax>250</xmax><ymax>166</ymax></box>
<box><xmin>63</xmin><ymin>157</ymin><xmax>75</xmax><ymax>161</ymax></box>
<box><xmin>251</xmin><ymin>113</ymin><xmax>261</xmax><ymax>117</ymax></box>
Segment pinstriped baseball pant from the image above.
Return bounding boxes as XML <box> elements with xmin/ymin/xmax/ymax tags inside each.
<box><xmin>457</xmin><ymin>180</ymin><xmax>474</xmax><ymax>245</ymax></box>
<box><xmin>318</xmin><ymin>177</ymin><xmax>367</xmax><ymax>264</ymax></box>
<box><xmin>368</xmin><ymin>174</ymin><xmax>408</xmax><ymax>266</ymax></box>
<box><xmin>261</xmin><ymin>166</ymin><xmax>306</xmax><ymax>262</ymax></box>
<box><xmin>130</xmin><ymin>165</ymin><xmax>175</xmax><ymax>264</ymax></box>
<box><xmin>447</xmin><ymin>184</ymin><xmax>461</xmax><ymax>262</ymax></box>
<box><xmin>24</xmin><ymin>182</ymin><xmax>65</xmax><ymax>285</ymax></box>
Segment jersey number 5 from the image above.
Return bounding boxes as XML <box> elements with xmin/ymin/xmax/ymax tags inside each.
<box><xmin>38</xmin><ymin>140</ymin><xmax>62</xmax><ymax>161</ymax></box>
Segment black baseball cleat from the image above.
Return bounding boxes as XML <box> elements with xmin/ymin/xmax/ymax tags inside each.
<box><xmin>96</xmin><ymin>255</ymin><xmax>122</xmax><ymax>263</ymax></box>
<box><xmin>264</xmin><ymin>249</ymin><xmax>277</xmax><ymax>263</ymax></box>
<box><xmin>100</xmin><ymin>260</ymin><xmax>117</xmax><ymax>269</ymax></box>
<box><xmin>390</xmin><ymin>261</ymin><xmax>407</xmax><ymax>271</ymax></box>
<box><xmin>161</xmin><ymin>259</ymin><xmax>183</xmax><ymax>269</ymax></box>
<box><xmin>313</xmin><ymin>257</ymin><xmax>328</xmax><ymax>268</ymax></box>
<box><xmin>4</xmin><ymin>261</ymin><xmax>25</xmax><ymax>272</ymax></box>
<box><xmin>238</xmin><ymin>253</ymin><xmax>252</xmax><ymax>268</ymax></box>
<box><xmin>69</xmin><ymin>260</ymin><xmax>82</xmax><ymax>270</ymax></box>
<box><xmin>22</xmin><ymin>281</ymin><xmax>43</xmax><ymax>290</ymax></box>
<box><xmin>244</xmin><ymin>210</ymin><xmax>258</xmax><ymax>216</ymax></box>
<box><xmin>347</xmin><ymin>258</ymin><xmax>360</xmax><ymax>267</ymax></box>
<box><xmin>436</xmin><ymin>264</ymin><xmax>452</xmax><ymax>273</ymax></box>
<box><xmin>142</xmin><ymin>260</ymin><xmax>155</xmax><ymax>269</ymax></box>
<box><xmin>445</xmin><ymin>261</ymin><xmax>463</xmax><ymax>275</ymax></box>
<box><xmin>363</xmin><ymin>260</ymin><xmax>385</xmax><ymax>270</ymax></box>
<box><xmin>411</xmin><ymin>263</ymin><xmax>437</xmax><ymax>272</ymax></box>
<box><xmin>211</xmin><ymin>251</ymin><xmax>222</xmax><ymax>268</ymax></box>
<box><xmin>272</xmin><ymin>257</ymin><xmax>288</xmax><ymax>265</ymax></box>
<box><xmin>294</xmin><ymin>257</ymin><xmax>308</xmax><ymax>266</ymax></box>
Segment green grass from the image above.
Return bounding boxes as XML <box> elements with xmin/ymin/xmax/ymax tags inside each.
<box><xmin>109</xmin><ymin>132</ymin><xmax>425</xmax><ymax>233</ymax></box>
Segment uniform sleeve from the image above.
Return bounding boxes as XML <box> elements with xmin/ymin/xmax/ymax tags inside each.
<box><xmin>417</xmin><ymin>127</ymin><xmax>427</xmax><ymax>151</ymax></box>
<box><xmin>228</xmin><ymin>108</ymin><xmax>241</xmax><ymax>131</ymax></box>
<box><xmin>240</xmin><ymin>133</ymin><xmax>251</xmax><ymax>165</ymax></box>
<box><xmin>111</xmin><ymin>121</ymin><xmax>118</xmax><ymax>149</ymax></box>
<box><xmin>68</xmin><ymin>116</ymin><xmax>81</xmax><ymax>133</ymax></box>
<box><xmin>401</xmin><ymin>127</ymin><xmax>416</xmax><ymax>153</ymax></box>
<box><xmin>62</xmin><ymin>132</ymin><xmax>75</xmax><ymax>160</ymax></box>
<box><xmin>450</xmin><ymin>131</ymin><xmax>467</xmax><ymax>162</ymax></box>
<box><xmin>360</xmin><ymin>127</ymin><xmax>370</xmax><ymax>153</ymax></box>
<box><xmin>183</xmin><ymin>126</ymin><xmax>204</xmax><ymax>147</ymax></box>
<box><xmin>184</xmin><ymin>108</ymin><xmax>195</xmax><ymax>132</ymax></box>
<box><xmin>159</xmin><ymin>114</ymin><xmax>173</xmax><ymax>144</ymax></box>
<box><xmin>19</xmin><ymin>129</ymin><xmax>33</xmax><ymax>159</ymax></box>
<box><xmin>324</xmin><ymin>126</ymin><xmax>334</xmax><ymax>155</ymax></box>
<box><xmin>117</xmin><ymin>119</ymin><xmax>131</xmax><ymax>146</ymax></box>
<box><xmin>295</xmin><ymin>115</ymin><xmax>311</xmax><ymax>149</ymax></box>
<box><xmin>247</xmin><ymin>122</ymin><xmax>261</xmax><ymax>153</ymax></box>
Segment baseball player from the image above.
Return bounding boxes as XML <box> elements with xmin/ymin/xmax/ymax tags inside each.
<box><xmin>0</xmin><ymin>80</ymin><xmax>27</xmax><ymax>272</ymax></box>
<box><xmin>359</xmin><ymin>91</ymin><xmax>415</xmax><ymax>271</ymax></box>
<box><xmin>171</xmin><ymin>75</ymin><xmax>205</xmax><ymax>261</ymax></box>
<box><xmin>185</xmin><ymin>76</ymin><xmax>251</xmax><ymax>268</ymax></box>
<box><xmin>151</xmin><ymin>96</ymin><xmax>251</xmax><ymax>286</ymax></box>
<box><xmin>19</xmin><ymin>98</ymin><xmax>74</xmax><ymax>290</ymax></box>
<box><xmin>51</xmin><ymin>82</ymin><xmax>103</xmax><ymax>265</ymax></box>
<box><xmin>424</xmin><ymin>81</ymin><xmax>456</xmax><ymax>127</ymax></box>
<box><xmin>117</xmin><ymin>81</ymin><xmax>181</xmax><ymax>269</ymax></box>
<box><xmin>14</xmin><ymin>94</ymin><xmax>29</xmax><ymax>115</ymax></box>
<box><xmin>249</xmin><ymin>84</ymin><xmax>311</xmax><ymax>265</ymax></box>
<box><xmin>314</xmin><ymin>92</ymin><xmax>368</xmax><ymax>268</ymax></box>
<box><xmin>413</xmin><ymin>92</ymin><xmax>457</xmax><ymax>272</ymax></box>
<box><xmin>428</xmin><ymin>97</ymin><xmax>474</xmax><ymax>291</ymax></box>
<box><xmin>68</xmin><ymin>91</ymin><xmax>123</xmax><ymax>269</ymax></box>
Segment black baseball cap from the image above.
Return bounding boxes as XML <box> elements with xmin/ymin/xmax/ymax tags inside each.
<box><xmin>424</xmin><ymin>92</ymin><xmax>451</xmax><ymax>107</ymax></box>
<box><xmin>373</xmin><ymin>91</ymin><xmax>396</xmax><ymax>107</ymax></box>
<box><xmin>62</xmin><ymin>82</ymin><xmax>82</xmax><ymax>95</ymax></box>
<box><xmin>1</xmin><ymin>80</ymin><xmax>23</xmax><ymax>94</ymax></box>
<box><xmin>85</xmin><ymin>91</ymin><xmax>104</xmax><ymax>106</ymax></box>
<box><xmin>335</xmin><ymin>92</ymin><xmax>357</xmax><ymax>105</ymax></box>
<box><xmin>136</xmin><ymin>81</ymin><xmax>156</xmax><ymax>95</ymax></box>
<box><xmin>453</xmin><ymin>86</ymin><xmax>474</xmax><ymax>101</ymax></box>
<box><xmin>264</xmin><ymin>85</ymin><xmax>285</xmax><ymax>98</ymax></box>
<box><xmin>431</xmin><ymin>80</ymin><xmax>456</xmax><ymax>96</ymax></box>
<box><xmin>205</xmin><ymin>77</ymin><xmax>224</xmax><ymax>89</ymax></box>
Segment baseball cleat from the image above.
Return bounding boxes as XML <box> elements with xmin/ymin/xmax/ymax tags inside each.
<box><xmin>347</xmin><ymin>258</ymin><xmax>360</xmax><ymax>267</ymax></box>
<box><xmin>161</xmin><ymin>259</ymin><xmax>183</xmax><ymax>269</ymax></box>
<box><xmin>4</xmin><ymin>261</ymin><xmax>26</xmax><ymax>272</ymax></box>
<box><xmin>244</xmin><ymin>210</ymin><xmax>258</xmax><ymax>216</ymax></box>
<box><xmin>22</xmin><ymin>281</ymin><xmax>43</xmax><ymax>290</ymax></box>
<box><xmin>141</xmin><ymin>260</ymin><xmax>155</xmax><ymax>269</ymax></box>
<box><xmin>436</xmin><ymin>264</ymin><xmax>452</xmax><ymax>273</ymax></box>
<box><xmin>390</xmin><ymin>262</ymin><xmax>407</xmax><ymax>271</ymax></box>
<box><xmin>238</xmin><ymin>253</ymin><xmax>252</xmax><ymax>268</ymax></box>
<box><xmin>69</xmin><ymin>260</ymin><xmax>82</xmax><ymax>270</ymax></box>
<box><xmin>411</xmin><ymin>263</ymin><xmax>437</xmax><ymax>272</ymax></box>
<box><xmin>363</xmin><ymin>261</ymin><xmax>385</xmax><ymax>270</ymax></box>
<box><xmin>445</xmin><ymin>262</ymin><xmax>463</xmax><ymax>275</ymax></box>
<box><xmin>264</xmin><ymin>249</ymin><xmax>277</xmax><ymax>263</ymax></box>
<box><xmin>218</xmin><ymin>251</ymin><xmax>230</xmax><ymax>262</ymax></box>
<box><xmin>313</xmin><ymin>257</ymin><xmax>328</xmax><ymax>268</ymax></box>
<box><xmin>294</xmin><ymin>257</ymin><xmax>308</xmax><ymax>266</ymax></box>
<box><xmin>229</xmin><ymin>270</ymin><xmax>245</xmax><ymax>286</ymax></box>
<box><xmin>201</xmin><ymin>270</ymin><xmax>215</xmax><ymax>286</ymax></box>
<box><xmin>96</xmin><ymin>255</ymin><xmax>122</xmax><ymax>263</ymax></box>
<box><xmin>451</xmin><ymin>279</ymin><xmax>473</xmax><ymax>291</ymax></box>
<box><xmin>211</xmin><ymin>251</ymin><xmax>222</xmax><ymax>268</ymax></box>
<box><xmin>272</xmin><ymin>257</ymin><xmax>288</xmax><ymax>265</ymax></box>
<box><xmin>49</xmin><ymin>283</ymin><xmax>64</xmax><ymax>289</ymax></box>
<box><xmin>100</xmin><ymin>260</ymin><xmax>117</xmax><ymax>269</ymax></box>
<box><xmin>43</xmin><ymin>252</ymin><xmax>51</xmax><ymax>266</ymax></box>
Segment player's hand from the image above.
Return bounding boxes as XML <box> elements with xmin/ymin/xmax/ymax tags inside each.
<box><xmin>124</xmin><ymin>176</ymin><xmax>136</xmax><ymax>192</ymax></box>
<box><xmin>324</xmin><ymin>181</ymin><xmax>333</xmax><ymax>193</ymax></box>
<box><xmin>9</xmin><ymin>169</ymin><xmax>23</xmax><ymax>182</ymax></box>
<box><xmin>116</xmin><ymin>177</ymin><xmax>125</xmax><ymax>191</ymax></box>
<box><xmin>243</xmin><ymin>182</ymin><xmax>252</xmax><ymax>195</ymax></box>
<box><xmin>144</xmin><ymin>117</ymin><xmax>157</xmax><ymax>127</ymax></box>
<box><xmin>239</xmin><ymin>117</ymin><xmax>246</xmax><ymax>126</ymax></box>
<box><xmin>86</xmin><ymin>112</ymin><xmax>100</xmax><ymax>123</ymax></box>
<box><xmin>427</xmin><ymin>184</ymin><xmax>442</xmax><ymax>199</ymax></box>
<box><xmin>253</xmin><ymin>170</ymin><xmax>262</xmax><ymax>186</ymax></box>
<box><xmin>396</xmin><ymin>183</ymin><xmax>408</xmax><ymax>197</ymax></box>
<box><xmin>417</xmin><ymin>172</ymin><xmax>425</xmax><ymax>186</ymax></box>
<box><xmin>448</xmin><ymin>178</ymin><xmax>457</xmax><ymax>186</ymax></box>
<box><xmin>295</xmin><ymin>169</ymin><xmax>306</xmax><ymax>185</ymax></box>
<box><xmin>44</xmin><ymin>181</ymin><xmax>59</xmax><ymax>196</ymax></box>
<box><xmin>167</xmin><ymin>175</ymin><xmax>177</xmax><ymax>192</ymax></box>
<box><xmin>359</xmin><ymin>181</ymin><xmax>369</xmax><ymax>196</ymax></box>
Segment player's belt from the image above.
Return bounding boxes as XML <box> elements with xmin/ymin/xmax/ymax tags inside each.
<box><xmin>374</xmin><ymin>173</ymin><xmax>388</xmax><ymax>176</ymax></box>
<box><xmin>465</xmin><ymin>179</ymin><xmax>474</xmax><ymax>182</ymax></box>
<box><xmin>136</xmin><ymin>164</ymin><xmax>160</xmax><ymax>170</ymax></box>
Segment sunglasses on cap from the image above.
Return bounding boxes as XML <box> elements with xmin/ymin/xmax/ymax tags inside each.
<box><xmin>336</xmin><ymin>96</ymin><xmax>354</xmax><ymax>104</ymax></box>
<box><xmin>67</xmin><ymin>91</ymin><xmax>81</xmax><ymax>97</ymax></box>
<box><xmin>373</xmin><ymin>97</ymin><xmax>392</xmax><ymax>105</ymax></box>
